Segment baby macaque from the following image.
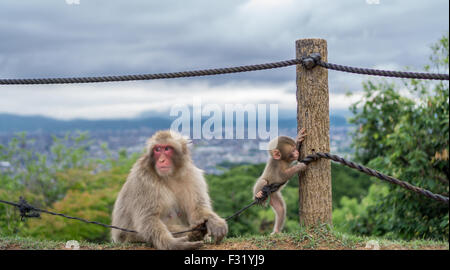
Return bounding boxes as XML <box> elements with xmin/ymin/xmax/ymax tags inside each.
<box><xmin>253</xmin><ymin>128</ymin><xmax>307</xmax><ymax>234</ymax></box>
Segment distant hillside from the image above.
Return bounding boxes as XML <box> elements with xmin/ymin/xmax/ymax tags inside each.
<box><xmin>0</xmin><ymin>114</ymin><xmax>170</xmax><ymax>133</ymax></box>
<box><xmin>0</xmin><ymin>113</ymin><xmax>349</xmax><ymax>133</ymax></box>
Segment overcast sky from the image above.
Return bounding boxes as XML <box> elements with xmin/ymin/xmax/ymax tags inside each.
<box><xmin>0</xmin><ymin>0</ymin><xmax>448</xmax><ymax>120</ymax></box>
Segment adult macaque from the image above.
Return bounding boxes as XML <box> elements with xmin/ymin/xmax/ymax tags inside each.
<box><xmin>111</xmin><ymin>130</ymin><xmax>228</xmax><ymax>250</ymax></box>
<box><xmin>253</xmin><ymin>128</ymin><xmax>307</xmax><ymax>234</ymax></box>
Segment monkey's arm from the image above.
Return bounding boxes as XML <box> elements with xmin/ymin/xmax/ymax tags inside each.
<box><xmin>187</xmin><ymin>176</ymin><xmax>228</xmax><ymax>243</ymax></box>
<box><xmin>281</xmin><ymin>162</ymin><xmax>307</xmax><ymax>179</ymax></box>
<box><xmin>136</xmin><ymin>213</ymin><xmax>202</xmax><ymax>250</ymax></box>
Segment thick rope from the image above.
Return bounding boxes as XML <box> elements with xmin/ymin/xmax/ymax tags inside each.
<box><xmin>0</xmin><ymin>197</ymin><xmax>137</xmax><ymax>233</ymax></box>
<box><xmin>0</xmin><ymin>59</ymin><xmax>302</xmax><ymax>85</ymax></box>
<box><xmin>303</xmin><ymin>52</ymin><xmax>449</xmax><ymax>81</ymax></box>
<box><xmin>318</xmin><ymin>61</ymin><xmax>449</xmax><ymax>80</ymax></box>
<box><xmin>1</xmin><ymin>55</ymin><xmax>448</xmax><ymax>85</ymax></box>
<box><xmin>302</xmin><ymin>152</ymin><xmax>449</xmax><ymax>204</ymax></box>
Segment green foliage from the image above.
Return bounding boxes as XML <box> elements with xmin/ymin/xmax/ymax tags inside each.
<box><xmin>346</xmin><ymin>33</ymin><xmax>449</xmax><ymax>240</ymax></box>
<box><xmin>331</xmin><ymin>163</ymin><xmax>372</xmax><ymax>208</ymax></box>
<box><xmin>20</xmin><ymin>150</ymin><xmax>140</xmax><ymax>242</ymax></box>
<box><xmin>0</xmin><ymin>129</ymin><xmax>371</xmax><ymax>241</ymax></box>
<box><xmin>0</xmin><ymin>132</ymin><xmax>93</xmax><ymax>234</ymax></box>
<box><xmin>0</xmin><ymin>132</ymin><xmax>140</xmax><ymax>241</ymax></box>
<box><xmin>333</xmin><ymin>184</ymin><xmax>389</xmax><ymax>235</ymax></box>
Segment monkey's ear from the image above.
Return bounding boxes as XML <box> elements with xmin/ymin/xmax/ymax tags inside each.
<box><xmin>183</xmin><ymin>137</ymin><xmax>193</xmax><ymax>154</ymax></box>
<box><xmin>271</xmin><ymin>149</ymin><xmax>282</xmax><ymax>160</ymax></box>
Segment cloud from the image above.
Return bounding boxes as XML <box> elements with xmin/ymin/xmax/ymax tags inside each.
<box><xmin>0</xmin><ymin>80</ymin><xmax>362</xmax><ymax>120</ymax></box>
<box><xmin>0</xmin><ymin>0</ymin><xmax>448</xmax><ymax>119</ymax></box>
<box><xmin>0</xmin><ymin>81</ymin><xmax>293</xmax><ymax>119</ymax></box>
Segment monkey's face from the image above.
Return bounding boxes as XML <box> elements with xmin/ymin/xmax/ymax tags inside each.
<box><xmin>271</xmin><ymin>144</ymin><xmax>299</xmax><ymax>162</ymax></box>
<box><xmin>284</xmin><ymin>144</ymin><xmax>299</xmax><ymax>162</ymax></box>
<box><xmin>152</xmin><ymin>144</ymin><xmax>175</xmax><ymax>176</ymax></box>
<box><xmin>286</xmin><ymin>147</ymin><xmax>299</xmax><ymax>162</ymax></box>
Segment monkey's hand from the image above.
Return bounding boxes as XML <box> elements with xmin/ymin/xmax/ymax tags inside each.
<box><xmin>206</xmin><ymin>216</ymin><xmax>228</xmax><ymax>244</ymax></box>
<box><xmin>255</xmin><ymin>191</ymin><xmax>264</xmax><ymax>199</ymax></box>
<box><xmin>294</xmin><ymin>162</ymin><xmax>307</xmax><ymax>172</ymax></box>
<box><xmin>282</xmin><ymin>162</ymin><xmax>308</xmax><ymax>179</ymax></box>
<box><xmin>168</xmin><ymin>235</ymin><xmax>203</xmax><ymax>250</ymax></box>
<box><xmin>188</xmin><ymin>220</ymin><xmax>208</xmax><ymax>241</ymax></box>
<box><xmin>296</xmin><ymin>128</ymin><xmax>307</xmax><ymax>144</ymax></box>
<box><xmin>254</xmin><ymin>189</ymin><xmax>269</xmax><ymax>205</ymax></box>
<box><xmin>253</xmin><ymin>179</ymin><xmax>268</xmax><ymax>201</ymax></box>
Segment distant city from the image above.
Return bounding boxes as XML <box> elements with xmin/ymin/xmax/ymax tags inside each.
<box><xmin>0</xmin><ymin>114</ymin><xmax>354</xmax><ymax>174</ymax></box>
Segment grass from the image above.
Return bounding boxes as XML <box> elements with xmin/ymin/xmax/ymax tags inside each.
<box><xmin>1</xmin><ymin>224</ymin><xmax>448</xmax><ymax>250</ymax></box>
<box><xmin>0</xmin><ymin>234</ymin><xmax>150</xmax><ymax>250</ymax></box>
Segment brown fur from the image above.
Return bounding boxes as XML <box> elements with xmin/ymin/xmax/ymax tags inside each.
<box><xmin>111</xmin><ymin>130</ymin><xmax>228</xmax><ymax>250</ymax></box>
<box><xmin>253</xmin><ymin>130</ymin><xmax>307</xmax><ymax>234</ymax></box>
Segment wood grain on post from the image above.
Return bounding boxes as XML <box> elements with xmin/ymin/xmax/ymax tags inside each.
<box><xmin>296</xmin><ymin>39</ymin><xmax>332</xmax><ymax>226</ymax></box>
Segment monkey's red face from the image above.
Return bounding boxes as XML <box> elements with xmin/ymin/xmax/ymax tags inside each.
<box><xmin>153</xmin><ymin>144</ymin><xmax>175</xmax><ymax>175</ymax></box>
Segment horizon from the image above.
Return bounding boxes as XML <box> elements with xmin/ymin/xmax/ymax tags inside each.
<box><xmin>0</xmin><ymin>109</ymin><xmax>351</xmax><ymax>121</ymax></box>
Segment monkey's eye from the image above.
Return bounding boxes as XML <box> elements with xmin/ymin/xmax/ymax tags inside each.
<box><xmin>164</xmin><ymin>146</ymin><xmax>170</xmax><ymax>151</ymax></box>
<box><xmin>154</xmin><ymin>147</ymin><xmax>162</xmax><ymax>152</ymax></box>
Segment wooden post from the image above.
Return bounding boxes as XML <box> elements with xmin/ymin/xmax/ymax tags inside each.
<box><xmin>296</xmin><ymin>38</ymin><xmax>332</xmax><ymax>226</ymax></box>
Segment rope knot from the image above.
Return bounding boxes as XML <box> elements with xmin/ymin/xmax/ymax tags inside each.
<box><xmin>302</xmin><ymin>53</ymin><xmax>322</xmax><ymax>69</ymax></box>
<box><xmin>18</xmin><ymin>197</ymin><xmax>40</xmax><ymax>220</ymax></box>
<box><xmin>300</xmin><ymin>153</ymin><xmax>321</xmax><ymax>165</ymax></box>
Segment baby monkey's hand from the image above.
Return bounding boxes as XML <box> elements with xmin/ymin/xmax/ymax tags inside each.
<box><xmin>256</xmin><ymin>191</ymin><xmax>264</xmax><ymax>198</ymax></box>
<box><xmin>296</xmin><ymin>128</ymin><xmax>307</xmax><ymax>144</ymax></box>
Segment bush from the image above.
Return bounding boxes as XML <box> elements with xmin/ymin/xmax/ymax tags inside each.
<box><xmin>346</xmin><ymin>33</ymin><xmax>449</xmax><ymax>240</ymax></box>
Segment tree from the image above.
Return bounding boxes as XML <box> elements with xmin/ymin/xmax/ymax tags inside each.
<box><xmin>348</xmin><ymin>33</ymin><xmax>449</xmax><ymax>240</ymax></box>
